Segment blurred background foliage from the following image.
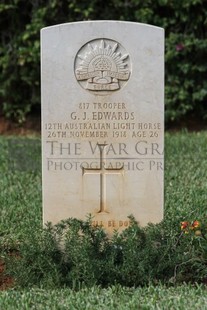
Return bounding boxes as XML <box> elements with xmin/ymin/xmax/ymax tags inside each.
<box><xmin>0</xmin><ymin>0</ymin><xmax>206</xmax><ymax>125</ymax></box>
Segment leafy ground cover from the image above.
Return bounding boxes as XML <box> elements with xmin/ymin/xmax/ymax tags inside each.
<box><xmin>0</xmin><ymin>131</ymin><xmax>207</xmax><ymax>307</ymax></box>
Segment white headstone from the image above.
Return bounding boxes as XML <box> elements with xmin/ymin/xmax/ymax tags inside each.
<box><xmin>41</xmin><ymin>21</ymin><xmax>164</xmax><ymax>234</ymax></box>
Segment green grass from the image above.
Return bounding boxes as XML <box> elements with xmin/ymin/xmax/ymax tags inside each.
<box><xmin>165</xmin><ymin>131</ymin><xmax>207</xmax><ymax>221</ymax></box>
<box><xmin>0</xmin><ymin>131</ymin><xmax>207</xmax><ymax>308</ymax></box>
<box><xmin>0</xmin><ymin>137</ymin><xmax>42</xmax><ymax>240</ymax></box>
<box><xmin>0</xmin><ymin>284</ymin><xmax>207</xmax><ymax>309</ymax></box>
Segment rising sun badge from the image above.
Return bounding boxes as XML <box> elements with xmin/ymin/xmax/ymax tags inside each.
<box><xmin>74</xmin><ymin>39</ymin><xmax>131</xmax><ymax>93</ymax></box>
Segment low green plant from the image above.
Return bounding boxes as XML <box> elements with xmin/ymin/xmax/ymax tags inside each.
<box><xmin>4</xmin><ymin>215</ymin><xmax>207</xmax><ymax>289</ymax></box>
<box><xmin>178</xmin><ymin>219</ymin><xmax>207</xmax><ymax>282</ymax></box>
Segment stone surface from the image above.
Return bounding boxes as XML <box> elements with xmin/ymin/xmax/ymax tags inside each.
<box><xmin>41</xmin><ymin>21</ymin><xmax>164</xmax><ymax>233</ymax></box>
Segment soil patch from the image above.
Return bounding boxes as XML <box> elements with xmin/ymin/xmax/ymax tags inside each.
<box><xmin>166</xmin><ymin>114</ymin><xmax>207</xmax><ymax>132</ymax></box>
<box><xmin>0</xmin><ymin>115</ymin><xmax>41</xmax><ymax>136</ymax></box>
<box><xmin>0</xmin><ymin>259</ymin><xmax>14</xmax><ymax>291</ymax></box>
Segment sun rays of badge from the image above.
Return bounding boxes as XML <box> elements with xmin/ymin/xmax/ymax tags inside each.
<box><xmin>74</xmin><ymin>39</ymin><xmax>131</xmax><ymax>94</ymax></box>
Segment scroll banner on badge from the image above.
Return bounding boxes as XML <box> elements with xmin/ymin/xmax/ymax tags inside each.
<box><xmin>86</xmin><ymin>82</ymin><xmax>119</xmax><ymax>90</ymax></box>
<box><xmin>76</xmin><ymin>70</ymin><xmax>130</xmax><ymax>81</ymax></box>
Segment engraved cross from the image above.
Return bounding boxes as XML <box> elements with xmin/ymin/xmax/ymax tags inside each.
<box><xmin>82</xmin><ymin>144</ymin><xmax>124</xmax><ymax>213</ymax></box>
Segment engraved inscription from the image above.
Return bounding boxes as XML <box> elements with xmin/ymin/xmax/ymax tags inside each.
<box><xmin>44</xmin><ymin>100</ymin><xmax>162</xmax><ymax>140</ymax></box>
<box><xmin>82</xmin><ymin>144</ymin><xmax>124</xmax><ymax>213</ymax></box>
<box><xmin>74</xmin><ymin>39</ymin><xmax>131</xmax><ymax>94</ymax></box>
